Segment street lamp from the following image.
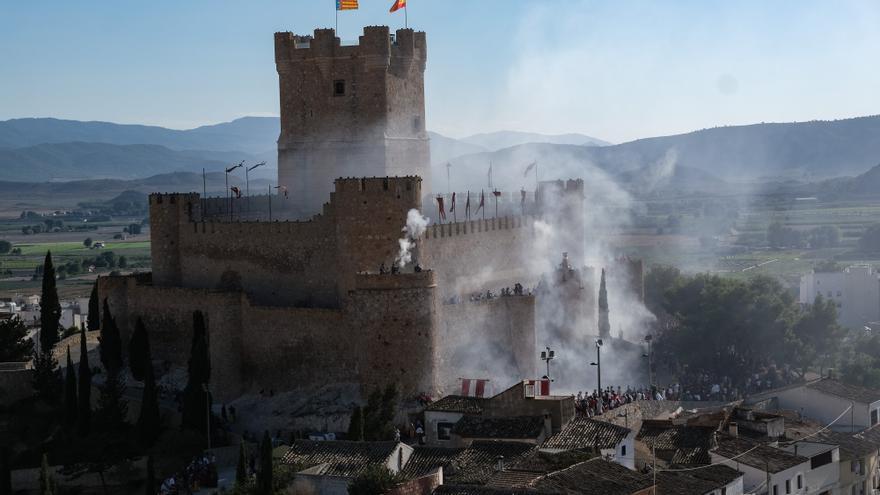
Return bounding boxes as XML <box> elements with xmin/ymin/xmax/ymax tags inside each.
<box><xmin>245</xmin><ymin>161</ymin><xmax>266</xmax><ymax>217</ymax></box>
<box><xmin>643</xmin><ymin>334</ymin><xmax>653</xmax><ymax>388</ymax></box>
<box><xmin>225</xmin><ymin>161</ymin><xmax>244</xmax><ymax>221</ymax></box>
<box><xmin>590</xmin><ymin>339</ymin><xmax>603</xmax><ymax>392</ymax></box>
<box><xmin>540</xmin><ymin>346</ymin><xmax>556</xmax><ymax>381</ymax></box>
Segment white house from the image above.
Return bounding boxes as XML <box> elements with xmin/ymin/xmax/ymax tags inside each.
<box><xmin>778</xmin><ymin>442</ymin><xmax>840</xmax><ymax>494</ymax></box>
<box><xmin>541</xmin><ymin>416</ymin><xmax>636</xmax><ymax>470</ymax></box>
<box><xmin>711</xmin><ymin>436</ymin><xmax>838</xmax><ymax>495</ymax></box>
<box><xmin>774</xmin><ymin>378</ymin><xmax>880</xmax><ymax>432</ymax></box>
<box><xmin>800</xmin><ymin>265</ymin><xmax>880</xmax><ymax>329</ymax></box>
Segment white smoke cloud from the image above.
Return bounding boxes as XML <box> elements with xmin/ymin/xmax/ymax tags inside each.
<box><xmin>395</xmin><ymin>208</ymin><xmax>430</xmax><ymax>268</ymax></box>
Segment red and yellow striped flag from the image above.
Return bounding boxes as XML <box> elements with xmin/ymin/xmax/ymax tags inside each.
<box><xmin>336</xmin><ymin>0</ymin><xmax>358</xmax><ymax>10</ymax></box>
<box><xmin>389</xmin><ymin>0</ymin><xmax>406</xmax><ymax>13</ymax></box>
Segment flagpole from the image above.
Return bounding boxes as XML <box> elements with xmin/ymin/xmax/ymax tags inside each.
<box><xmin>335</xmin><ymin>0</ymin><xmax>338</xmax><ymax>35</ymax></box>
<box><xmin>405</xmin><ymin>3</ymin><xmax>408</xmax><ymax>29</ymax></box>
<box><xmin>268</xmin><ymin>184</ymin><xmax>273</xmax><ymax>222</ymax></box>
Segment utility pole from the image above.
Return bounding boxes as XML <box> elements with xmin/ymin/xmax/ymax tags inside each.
<box><xmin>591</xmin><ymin>339</ymin><xmax>603</xmax><ymax>392</ymax></box>
<box><xmin>644</xmin><ymin>335</ymin><xmax>654</xmax><ymax>388</ymax></box>
<box><xmin>540</xmin><ymin>347</ymin><xmax>555</xmax><ymax>381</ymax></box>
<box><xmin>225</xmin><ymin>161</ymin><xmax>244</xmax><ymax>221</ymax></box>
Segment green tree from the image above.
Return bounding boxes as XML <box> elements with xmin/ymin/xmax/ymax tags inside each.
<box><xmin>859</xmin><ymin>224</ymin><xmax>880</xmax><ymax>252</ymax></box>
<box><xmin>362</xmin><ymin>384</ymin><xmax>398</xmax><ymax>441</ymax></box>
<box><xmin>256</xmin><ymin>431</ymin><xmax>273</xmax><ymax>495</ymax></box>
<box><xmin>791</xmin><ymin>295</ymin><xmax>843</xmax><ymax>376</ymax></box>
<box><xmin>808</xmin><ymin>226</ymin><xmax>840</xmax><ymax>249</ymax></box>
<box><xmin>0</xmin><ymin>240</ymin><xmax>11</xmax><ymax>254</ymax></box>
<box><xmin>644</xmin><ymin>265</ymin><xmax>681</xmax><ymax>315</ymax></box>
<box><xmin>96</xmin><ymin>370</ymin><xmax>128</xmax><ymax>433</ymax></box>
<box><xmin>182</xmin><ymin>311</ymin><xmax>211</xmax><ymax>434</ymax></box>
<box><xmin>347</xmin><ymin>406</ymin><xmax>364</xmax><ymax>441</ymax></box>
<box><xmin>144</xmin><ymin>456</ymin><xmax>156</xmax><ymax>495</ymax></box>
<box><xmin>347</xmin><ymin>465</ymin><xmax>401</xmax><ymax>495</ymax></box>
<box><xmin>64</xmin><ymin>346</ymin><xmax>78</xmax><ymax>427</ymax></box>
<box><xmin>40</xmin><ymin>251</ymin><xmax>61</xmax><ymax>353</ymax></box>
<box><xmin>77</xmin><ymin>327</ymin><xmax>92</xmax><ymax>436</ymax></box>
<box><xmin>83</xmin><ymin>237</ymin><xmax>93</xmax><ymax>248</ymax></box>
<box><xmin>32</xmin><ymin>350</ymin><xmax>60</xmax><ymax>402</ymax></box>
<box><xmin>129</xmin><ymin>318</ymin><xmax>151</xmax><ymax>381</ymax></box>
<box><xmin>118</xmin><ymin>256</ymin><xmax>128</xmax><ymax>269</ymax></box>
<box><xmin>99</xmin><ymin>299</ymin><xmax>123</xmax><ymax>374</ymax></box>
<box><xmin>0</xmin><ymin>317</ymin><xmax>34</xmax><ymax>362</ymax></box>
<box><xmin>597</xmin><ymin>268</ymin><xmax>610</xmax><ymax>339</ymax></box>
<box><xmin>0</xmin><ymin>447</ymin><xmax>11</xmax><ymax>495</ymax></box>
<box><xmin>39</xmin><ymin>454</ymin><xmax>55</xmax><ymax>495</ymax></box>
<box><xmin>137</xmin><ymin>358</ymin><xmax>161</xmax><ymax>447</ymax></box>
<box><xmin>235</xmin><ymin>440</ymin><xmax>249</xmax><ymax>489</ymax></box>
<box><xmin>87</xmin><ymin>280</ymin><xmax>100</xmax><ymax>331</ymax></box>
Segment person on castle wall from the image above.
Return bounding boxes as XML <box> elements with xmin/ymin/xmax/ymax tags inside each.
<box><xmin>379</xmin><ymin>263</ymin><xmax>387</xmax><ymax>275</ymax></box>
<box><xmin>414</xmin><ymin>264</ymin><xmax>422</xmax><ymax>272</ymax></box>
<box><xmin>391</xmin><ymin>263</ymin><xmax>400</xmax><ymax>275</ymax></box>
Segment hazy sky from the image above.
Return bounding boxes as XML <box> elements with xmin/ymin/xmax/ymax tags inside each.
<box><xmin>1</xmin><ymin>0</ymin><xmax>878</xmax><ymax>143</ymax></box>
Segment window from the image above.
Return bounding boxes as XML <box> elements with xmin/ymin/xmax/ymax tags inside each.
<box><xmin>786</xmin><ymin>479</ymin><xmax>790</xmax><ymax>494</ymax></box>
<box><xmin>797</xmin><ymin>474</ymin><xmax>802</xmax><ymax>489</ymax></box>
<box><xmin>621</xmin><ymin>445</ymin><xmax>626</xmax><ymax>457</ymax></box>
<box><xmin>721</xmin><ymin>488</ymin><xmax>727</xmax><ymax>495</ymax></box>
<box><xmin>871</xmin><ymin>409</ymin><xmax>878</xmax><ymax>426</ymax></box>
<box><xmin>333</xmin><ymin>79</ymin><xmax>346</xmax><ymax>96</ymax></box>
<box><xmin>812</xmin><ymin>450</ymin><xmax>833</xmax><ymax>469</ymax></box>
<box><xmin>773</xmin><ymin>484</ymin><xmax>778</xmax><ymax>495</ymax></box>
<box><xmin>837</xmin><ymin>290</ymin><xmax>842</xmax><ymax>297</ymax></box>
<box><xmin>437</xmin><ymin>422</ymin><xmax>454</xmax><ymax>441</ymax></box>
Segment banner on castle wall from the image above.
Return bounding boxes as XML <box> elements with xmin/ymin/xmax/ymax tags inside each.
<box><xmin>460</xmin><ymin>378</ymin><xmax>491</xmax><ymax>398</ymax></box>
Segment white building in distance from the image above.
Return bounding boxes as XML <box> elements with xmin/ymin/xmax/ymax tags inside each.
<box><xmin>799</xmin><ymin>265</ymin><xmax>880</xmax><ymax>329</ymax></box>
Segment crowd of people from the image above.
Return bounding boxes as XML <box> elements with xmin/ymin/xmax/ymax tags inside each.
<box><xmin>159</xmin><ymin>452</ymin><xmax>218</xmax><ymax>495</ymax></box>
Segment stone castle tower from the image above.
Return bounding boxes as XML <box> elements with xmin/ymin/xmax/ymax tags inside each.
<box><xmin>275</xmin><ymin>26</ymin><xmax>430</xmax><ymax>217</ymax></box>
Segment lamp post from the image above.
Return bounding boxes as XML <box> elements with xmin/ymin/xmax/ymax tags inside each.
<box><xmin>245</xmin><ymin>161</ymin><xmax>266</xmax><ymax>217</ymax></box>
<box><xmin>540</xmin><ymin>346</ymin><xmax>556</xmax><ymax>381</ymax></box>
<box><xmin>590</xmin><ymin>339</ymin><xmax>603</xmax><ymax>392</ymax></box>
<box><xmin>225</xmin><ymin>161</ymin><xmax>244</xmax><ymax>221</ymax></box>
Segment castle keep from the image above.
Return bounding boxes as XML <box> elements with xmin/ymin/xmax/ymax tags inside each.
<box><xmin>276</xmin><ymin>26</ymin><xmax>430</xmax><ymax>217</ymax></box>
<box><xmin>98</xmin><ymin>26</ymin><xmax>590</xmax><ymax>404</ymax></box>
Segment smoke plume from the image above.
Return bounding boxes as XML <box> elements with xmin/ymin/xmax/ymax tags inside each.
<box><xmin>396</xmin><ymin>208</ymin><xmax>430</xmax><ymax>268</ymax></box>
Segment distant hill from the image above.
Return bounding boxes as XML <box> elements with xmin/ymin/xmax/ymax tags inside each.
<box><xmin>587</xmin><ymin>116</ymin><xmax>880</xmax><ymax>180</ymax></box>
<box><xmin>0</xmin><ymin>142</ymin><xmax>261</xmax><ymax>182</ymax></box>
<box><xmin>461</xmin><ymin>130</ymin><xmax>610</xmax><ymax>151</ymax></box>
<box><xmin>0</xmin><ymin>116</ymin><xmax>279</xmax><ymax>154</ymax></box>
<box><xmin>428</xmin><ymin>132</ymin><xmax>487</xmax><ymax>165</ymax></box>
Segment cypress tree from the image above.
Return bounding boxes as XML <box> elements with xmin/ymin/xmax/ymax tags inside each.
<box><xmin>64</xmin><ymin>346</ymin><xmax>78</xmax><ymax>427</ymax></box>
<box><xmin>39</xmin><ymin>251</ymin><xmax>61</xmax><ymax>353</ymax></box>
<box><xmin>97</xmin><ymin>370</ymin><xmax>128</xmax><ymax>432</ymax></box>
<box><xmin>77</xmin><ymin>326</ymin><xmax>92</xmax><ymax>436</ymax></box>
<box><xmin>87</xmin><ymin>279</ymin><xmax>100</xmax><ymax>331</ymax></box>
<box><xmin>99</xmin><ymin>299</ymin><xmax>122</xmax><ymax>374</ymax></box>
<box><xmin>347</xmin><ymin>406</ymin><xmax>364</xmax><ymax>441</ymax></box>
<box><xmin>235</xmin><ymin>440</ymin><xmax>248</xmax><ymax>488</ymax></box>
<box><xmin>181</xmin><ymin>311</ymin><xmax>211</xmax><ymax>433</ymax></box>
<box><xmin>129</xmin><ymin>318</ymin><xmax>151</xmax><ymax>382</ymax></box>
<box><xmin>144</xmin><ymin>456</ymin><xmax>156</xmax><ymax>495</ymax></box>
<box><xmin>39</xmin><ymin>454</ymin><xmax>54</xmax><ymax>495</ymax></box>
<box><xmin>31</xmin><ymin>350</ymin><xmax>60</xmax><ymax>402</ymax></box>
<box><xmin>598</xmin><ymin>268</ymin><xmax>610</xmax><ymax>339</ymax></box>
<box><xmin>137</xmin><ymin>360</ymin><xmax>161</xmax><ymax>446</ymax></box>
<box><xmin>0</xmin><ymin>447</ymin><xmax>11</xmax><ymax>495</ymax></box>
<box><xmin>256</xmin><ymin>431</ymin><xmax>273</xmax><ymax>495</ymax></box>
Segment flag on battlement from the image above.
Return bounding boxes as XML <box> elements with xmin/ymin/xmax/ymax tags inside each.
<box><xmin>465</xmin><ymin>191</ymin><xmax>471</xmax><ymax>218</ymax></box>
<box><xmin>437</xmin><ymin>196</ymin><xmax>446</xmax><ymax>221</ymax></box>
<box><xmin>449</xmin><ymin>192</ymin><xmax>456</xmax><ymax>213</ymax></box>
<box><xmin>389</xmin><ymin>0</ymin><xmax>406</xmax><ymax>13</ymax></box>
<box><xmin>230</xmin><ymin>186</ymin><xmax>242</xmax><ymax>199</ymax></box>
<box><xmin>337</xmin><ymin>0</ymin><xmax>358</xmax><ymax>10</ymax></box>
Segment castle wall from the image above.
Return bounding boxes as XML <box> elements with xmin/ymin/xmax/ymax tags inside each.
<box><xmin>436</xmin><ymin>295</ymin><xmax>536</xmax><ymax>391</ymax></box>
<box><xmin>418</xmin><ymin>216</ymin><xmax>537</xmax><ymax>296</ymax></box>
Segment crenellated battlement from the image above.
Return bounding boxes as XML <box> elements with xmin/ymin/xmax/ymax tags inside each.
<box><xmin>149</xmin><ymin>192</ymin><xmax>200</xmax><ymax>205</ymax></box>
<box><xmin>275</xmin><ymin>26</ymin><xmax>426</xmax><ymax>67</ymax></box>
<box><xmin>422</xmin><ymin>215</ymin><xmax>533</xmax><ymax>240</ymax></box>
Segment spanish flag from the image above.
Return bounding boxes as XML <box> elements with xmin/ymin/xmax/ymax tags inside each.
<box><xmin>336</xmin><ymin>0</ymin><xmax>358</xmax><ymax>10</ymax></box>
<box><xmin>389</xmin><ymin>0</ymin><xmax>406</xmax><ymax>13</ymax></box>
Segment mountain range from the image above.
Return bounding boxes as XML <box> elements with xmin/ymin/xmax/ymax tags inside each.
<box><xmin>1</xmin><ymin>115</ymin><xmax>879</xmax><ymax>192</ymax></box>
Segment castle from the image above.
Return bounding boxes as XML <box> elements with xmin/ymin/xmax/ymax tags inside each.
<box><xmin>98</xmin><ymin>26</ymin><xmax>592</xmax><ymax>404</ymax></box>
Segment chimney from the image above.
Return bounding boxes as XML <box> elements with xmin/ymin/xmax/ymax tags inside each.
<box><xmin>495</xmin><ymin>456</ymin><xmax>505</xmax><ymax>472</ymax></box>
<box><xmin>729</xmin><ymin>422</ymin><xmax>738</xmax><ymax>438</ymax></box>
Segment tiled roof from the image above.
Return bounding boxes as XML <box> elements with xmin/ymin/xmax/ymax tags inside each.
<box><xmin>655</xmin><ymin>465</ymin><xmax>742</xmax><ymax>495</ymax></box>
<box><xmin>454</xmin><ymin>416</ymin><xmax>546</xmax><ymax>440</ymax></box>
<box><xmin>486</xmin><ymin>469</ymin><xmax>546</xmax><ymax>489</ymax></box>
<box><xmin>281</xmin><ymin>440</ymin><xmax>400</xmax><ymax>477</ymax></box>
<box><xmin>712</xmin><ymin>436</ymin><xmax>807</xmax><ymax>473</ymax></box>
<box><xmin>806</xmin><ymin>378</ymin><xmax>880</xmax><ymax>404</ymax></box>
<box><xmin>637</xmin><ymin>422</ymin><xmax>716</xmax><ymax>465</ymax></box>
<box><xmin>542</xmin><ymin>417</ymin><xmax>630</xmax><ymax>452</ymax></box>
<box><xmin>434</xmin><ymin>485</ymin><xmax>558</xmax><ymax>495</ymax></box>
<box><xmin>532</xmin><ymin>458</ymin><xmax>654</xmax><ymax>495</ymax></box>
<box><xmin>855</xmin><ymin>423</ymin><xmax>880</xmax><ymax>449</ymax></box>
<box><xmin>403</xmin><ymin>441</ymin><xmax>536</xmax><ymax>485</ymax></box>
<box><xmin>427</xmin><ymin>395</ymin><xmax>487</xmax><ymax>414</ymax></box>
<box><xmin>812</xmin><ymin>431</ymin><xmax>876</xmax><ymax>460</ymax></box>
